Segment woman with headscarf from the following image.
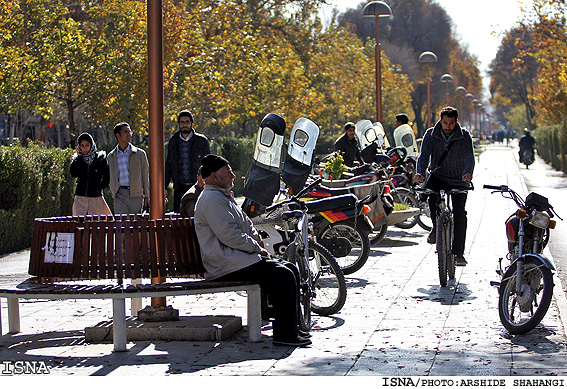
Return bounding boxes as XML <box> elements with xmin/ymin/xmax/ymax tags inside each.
<box><xmin>70</xmin><ymin>132</ymin><xmax>112</xmax><ymax>216</ymax></box>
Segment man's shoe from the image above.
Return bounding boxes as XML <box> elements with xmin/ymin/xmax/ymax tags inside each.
<box><xmin>455</xmin><ymin>255</ymin><xmax>467</xmax><ymax>266</ymax></box>
<box><xmin>427</xmin><ymin>230</ymin><xmax>436</xmax><ymax>244</ymax></box>
<box><xmin>273</xmin><ymin>335</ymin><xmax>312</xmax><ymax>347</ymax></box>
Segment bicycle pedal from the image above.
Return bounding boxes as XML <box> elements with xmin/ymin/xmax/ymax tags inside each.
<box><xmin>490</xmin><ymin>281</ymin><xmax>501</xmax><ymax>287</ymax></box>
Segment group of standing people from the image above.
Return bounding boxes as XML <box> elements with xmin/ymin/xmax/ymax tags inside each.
<box><xmin>70</xmin><ymin>109</ymin><xmax>210</xmax><ymax>217</ymax></box>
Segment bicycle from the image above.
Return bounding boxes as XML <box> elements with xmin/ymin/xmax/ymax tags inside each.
<box><xmin>418</xmin><ymin>182</ymin><xmax>473</xmax><ymax>287</ymax></box>
<box><xmin>265</xmin><ymin>178</ymin><xmax>347</xmax><ymax>330</ymax></box>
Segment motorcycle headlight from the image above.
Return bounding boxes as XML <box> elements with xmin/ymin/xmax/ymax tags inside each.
<box><xmin>530</xmin><ymin>211</ymin><xmax>550</xmax><ymax>229</ymax></box>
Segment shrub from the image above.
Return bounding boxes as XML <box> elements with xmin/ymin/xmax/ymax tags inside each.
<box><xmin>210</xmin><ymin>136</ymin><xmax>255</xmax><ymax>196</ymax></box>
<box><xmin>0</xmin><ymin>142</ymin><xmax>74</xmax><ymax>254</ymax></box>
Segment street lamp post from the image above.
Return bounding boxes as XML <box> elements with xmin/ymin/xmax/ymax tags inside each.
<box><xmin>419</xmin><ymin>51</ymin><xmax>438</xmax><ymax>128</ymax></box>
<box><xmin>363</xmin><ymin>1</ymin><xmax>392</xmax><ymax>123</ymax></box>
<box><xmin>465</xmin><ymin>93</ymin><xmax>474</xmax><ymax>129</ymax></box>
<box><xmin>440</xmin><ymin>74</ymin><xmax>454</xmax><ymax>106</ymax></box>
<box><xmin>456</xmin><ymin>86</ymin><xmax>466</xmax><ymax>121</ymax></box>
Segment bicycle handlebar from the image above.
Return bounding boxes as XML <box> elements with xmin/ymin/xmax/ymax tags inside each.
<box><xmin>483</xmin><ymin>184</ymin><xmax>509</xmax><ymax>191</ymax></box>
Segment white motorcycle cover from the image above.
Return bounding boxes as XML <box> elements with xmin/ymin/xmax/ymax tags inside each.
<box><xmin>393</xmin><ymin>124</ymin><xmax>418</xmax><ymax>158</ymax></box>
<box><xmin>253</xmin><ymin>126</ymin><xmax>285</xmax><ymax>172</ymax></box>
<box><xmin>281</xmin><ymin>118</ymin><xmax>319</xmax><ymax>192</ymax></box>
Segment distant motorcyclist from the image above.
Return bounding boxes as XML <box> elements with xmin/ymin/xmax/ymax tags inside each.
<box><xmin>518</xmin><ymin>129</ymin><xmax>535</xmax><ymax>164</ymax></box>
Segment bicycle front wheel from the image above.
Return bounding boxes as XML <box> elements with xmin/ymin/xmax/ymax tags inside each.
<box><xmin>307</xmin><ymin>241</ymin><xmax>347</xmax><ymax>316</ymax></box>
<box><xmin>436</xmin><ymin>214</ymin><xmax>450</xmax><ymax>287</ymax></box>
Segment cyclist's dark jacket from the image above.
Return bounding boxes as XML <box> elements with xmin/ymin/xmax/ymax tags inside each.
<box><xmin>416</xmin><ymin>121</ymin><xmax>475</xmax><ymax>187</ymax></box>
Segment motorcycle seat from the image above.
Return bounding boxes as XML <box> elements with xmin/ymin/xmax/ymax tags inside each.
<box><xmin>304</xmin><ymin>194</ymin><xmax>357</xmax><ymax>214</ymax></box>
<box><xmin>308</xmin><ymin>185</ymin><xmax>351</xmax><ymax>198</ymax></box>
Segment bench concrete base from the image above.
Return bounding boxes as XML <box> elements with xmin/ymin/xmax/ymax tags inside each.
<box><xmin>85</xmin><ymin>315</ymin><xmax>243</xmax><ymax>343</ymax></box>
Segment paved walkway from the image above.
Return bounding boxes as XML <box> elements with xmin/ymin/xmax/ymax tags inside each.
<box><xmin>1</xmin><ymin>144</ymin><xmax>567</xmax><ymax>377</ymax></box>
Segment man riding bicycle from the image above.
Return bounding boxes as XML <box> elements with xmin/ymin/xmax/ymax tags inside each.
<box><xmin>413</xmin><ymin>107</ymin><xmax>475</xmax><ymax>266</ymax></box>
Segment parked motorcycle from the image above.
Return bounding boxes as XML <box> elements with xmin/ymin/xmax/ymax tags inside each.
<box><xmin>355</xmin><ymin>120</ymin><xmax>430</xmax><ymax>232</ymax></box>
<box><xmin>485</xmin><ymin>184</ymin><xmax>561</xmax><ymax>334</ymax></box>
<box><xmin>242</xmin><ymin>114</ymin><xmax>372</xmax><ymax>274</ymax></box>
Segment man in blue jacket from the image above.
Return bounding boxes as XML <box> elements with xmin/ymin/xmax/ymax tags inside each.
<box><xmin>414</xmin><ymin>107</ymin><xmax>475</xmax><ymax>266</ymax></box>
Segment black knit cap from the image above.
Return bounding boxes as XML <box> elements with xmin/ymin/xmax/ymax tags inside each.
<box><xmin>200</xmin><ymin>154</ymin><xmax>229</xmax><ymax>178</ymax></box>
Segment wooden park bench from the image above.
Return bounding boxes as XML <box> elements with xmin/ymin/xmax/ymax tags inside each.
<box><xmin>0</xmin><ymin>214</ymin><xmax>262</xmax><ymax>351</ymax></box>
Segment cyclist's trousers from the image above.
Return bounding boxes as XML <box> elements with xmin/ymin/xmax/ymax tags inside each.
<box><xmin>426</xmin><ymin>175</ymin><xmax>468</xmax><ymax>257</ymax></box>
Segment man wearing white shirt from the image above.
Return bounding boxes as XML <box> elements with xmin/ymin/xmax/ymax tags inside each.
<box><xmin>107</xmin><ymin>122</ymin><xmax>150</xmax><ymax>215</ymax></box>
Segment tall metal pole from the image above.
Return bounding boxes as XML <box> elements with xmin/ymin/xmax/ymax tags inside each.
<box><xmin>148</xmin><ymin>0</ymin><xmax>166</xmax><ymax>307</ymax></box>
<box><xmin>375</xmin><ymin>16</ymin><xmax>382</xmax><ymax>123</ymax></box>
<box><xmin>426</xmin><ymin>63</ymin><xmax>432</xmax><ymax>128</ymax></box>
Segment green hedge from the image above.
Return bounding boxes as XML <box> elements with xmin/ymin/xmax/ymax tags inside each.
<box><xmin>533</xmin><ymin>124</ymin><xmax>567</xmax><ymax>173</ymax></box>
<box><xmin>0</xmin><ymin>137</ymin><xmax>256</xmax><ymax>254</ymax></box>
<box><xmin>0</xmin><ymin>143</ymin><xmax>74</xmax><ymax>255</ymax></box>
<box><xmin>210</xmin><ymin>136</ymin><xmax>255</xmax><ymax>196</ymax></box>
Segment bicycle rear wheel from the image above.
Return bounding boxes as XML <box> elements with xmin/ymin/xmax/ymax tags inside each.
<box><xmin>307</xmin><ymin>241</ymin><xmax>347</xmax><ymax>316</ymax></box>
<box><xmin>417</xmin><ymin>199</ymin><xmax>433</xmax><ymax>231</ymax></box>
<box><xmin>393</xmin><ymin>188</ymin><xmax>420</xmax><ymax>229</ymax></box>
<box><xmin>285</xmin><ymin>243</ymin><xmax>311</xmax><ymax>332</ymax></box>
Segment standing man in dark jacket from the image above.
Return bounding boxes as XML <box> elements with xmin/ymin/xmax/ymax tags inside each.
<box><xmin>165</xmin><ymin>110</ymin><xmax>211</xmax><ymax>213</ymax></box>
<box><xmin>334</xmin><ymin>122</ymin><xmax>362</xmax><ymax>167</ymax></box>
<box><xmin>414</xmin><ymin>107</ymin><xmax>475</xmax><ymax>266</ymax></box>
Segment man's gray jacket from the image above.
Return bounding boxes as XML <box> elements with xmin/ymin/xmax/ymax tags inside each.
<box><xmin>416</xmin><ymin>121</ymin><xmax>475</xmax><ymax>187</ymax></box>
<box><xmin>194</xmin><ymin>184</ymin><xmax>263</xmax><ymax>280</ymax></box>
<box><xmin>107</xmin><ymin>144</ymin><xmax>150</xmax><ymax>198</ymax></box>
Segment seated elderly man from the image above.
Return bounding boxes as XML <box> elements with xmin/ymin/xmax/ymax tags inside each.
<box><xmin>194</xmin><ymin>154</ymin><xmax>311</xmax><ymax>347</ymax></box>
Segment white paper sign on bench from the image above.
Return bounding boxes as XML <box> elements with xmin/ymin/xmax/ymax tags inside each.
<box><xmin>43</xmin><ymin>232</ymin><xmax>75</xmax><ymax>264</ymax></box>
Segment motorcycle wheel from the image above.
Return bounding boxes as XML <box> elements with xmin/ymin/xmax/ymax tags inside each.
<box><xmin>289</xmin><ymin>241</ymin><xmax>347</xmax><ymax>316</ymax></box>
<box><xmin>369</xmin><ymin>223</ymin><xmax>388</xmax><ymax>245</ymax></box>
<box><xmin>436</xmin><ymin>214</ymin><xmax>450</xmax><ymax>287</ymax></box>
<box><xmin>319</xmin><ymin>221</ymin><xmax>371</xmax><ymax>275</ymax></box>
<box><xmin>498</xmin><ymin>258</ymin><xmax>554</xmax><ymax>334</ymax></box>
<box><xmin>284</xmin><ymin>242</ymin><xmax>311</xmax><ymax>332</ymax></box>
<box><xmin>393</xmin><ymin>188</ymin><xmax>420</xmax><ymax>229</ymax></box>
<box><xmin>417</xmin><ymin>199</ymin><xmax>433</xmax><ymax>231</ymax></box>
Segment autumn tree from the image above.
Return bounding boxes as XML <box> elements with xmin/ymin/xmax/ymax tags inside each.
<box><xmin>338</xmin><ymin>0</ymin><xmax>482</xmax><ymax>135</ymax></box>
<box><xmin>488</xmin><ymin>25</ymin><xmax>539</xmax><ymax>131</ymax></box>
<box><xmin>525</xmin><ymin>0</ymin><xmax>567</xmax><ymax>126</ymax></box>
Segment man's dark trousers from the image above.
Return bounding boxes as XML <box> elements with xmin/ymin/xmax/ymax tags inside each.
<box><xmin>214</xmin><ymin>258</ymin><xmax>300</xmax><ymax>339</ymax></box>
<box><xmin>426</xmin><ymin>175</ymin><xmax>468</xmax><ymax>257</ymax></box>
